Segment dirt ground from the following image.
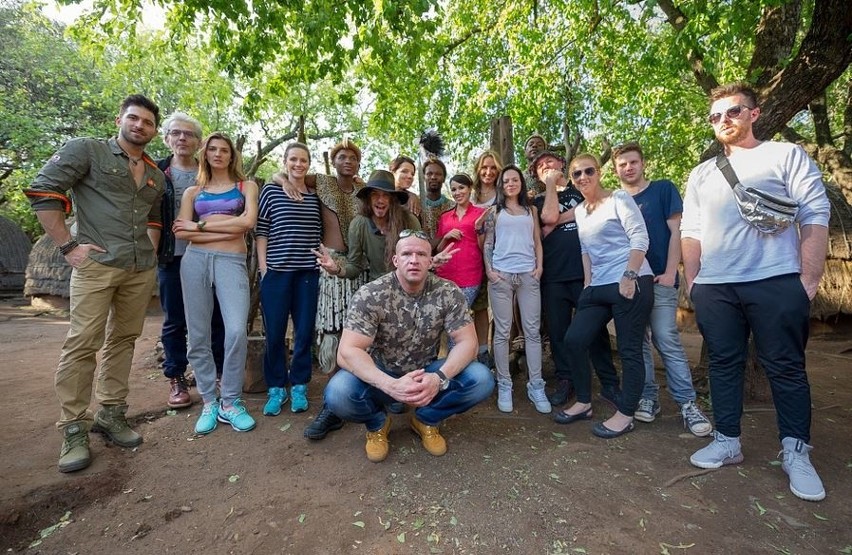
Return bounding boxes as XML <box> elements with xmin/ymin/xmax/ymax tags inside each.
<box><xmin>1</xmin><ymin>297</ymin><xmax>850</xmax><ymax>555</ymax></box>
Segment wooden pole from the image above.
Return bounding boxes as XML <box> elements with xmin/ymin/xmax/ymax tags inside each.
<box><xmin>490</xmin><ymin>116</ymin><xmax>515</xmax><ymax>166</ymax></box>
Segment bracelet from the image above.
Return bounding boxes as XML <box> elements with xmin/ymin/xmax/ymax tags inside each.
<box><xmin>197</xmin><ymin>220</ymin><xmax>207</xmax><ymax>232</ymax></box>
<box><xmin>58</xmin><ymin>239</ymin><xmax>79</xmax><ymax>256</ymax></box>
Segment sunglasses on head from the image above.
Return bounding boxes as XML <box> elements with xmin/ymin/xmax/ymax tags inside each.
<box><xmin>571</xmin><ymin>167</ymin><xmax>597</xmax><ymax>180</ymax></box>
<box><xmin>708</xmin><ymin>104</ymin><xmax>754</xmax><ymax>125</ymax></box>
<box><xmin>399</xmin><ymin>229</ymin><xmax>429</xmax><ymax>240</ymax></box>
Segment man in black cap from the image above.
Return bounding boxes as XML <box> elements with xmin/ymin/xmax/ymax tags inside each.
<box><xmin>530</xmin><ymin>151</ymin><xmax>620</xmax><ymax>417</ymax></box>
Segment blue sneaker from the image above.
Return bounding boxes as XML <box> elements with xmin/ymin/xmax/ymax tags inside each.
<box><xmin>217</xmin><ymin>399</ymin><xmax>256</xmax><ymax>432</ymax></box>
<box><xmin>195</xmin><ymin>402</ymin><xmax>218</xmax><ymax>435</ymax></box>
<box><xmin>263</xmin><ymin>387</ymin><xmax>287</xmax><ymax>416</ymax></box>
<box><xmin>291</xmin><ymin>384</ymin><xmax>308</xmax><ymax>413</ymax></box>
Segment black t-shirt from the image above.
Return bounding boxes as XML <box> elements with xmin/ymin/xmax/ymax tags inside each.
<box><xmin>533</xmin><ymin>186</ymin><xmax>585</xmax><ymax>283</ymax></box>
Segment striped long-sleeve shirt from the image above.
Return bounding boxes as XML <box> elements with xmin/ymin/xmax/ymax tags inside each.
<box><xmin>256</xmin><ymin>183</ymin><xmax>322</xmax><ymax>271</ymax></box>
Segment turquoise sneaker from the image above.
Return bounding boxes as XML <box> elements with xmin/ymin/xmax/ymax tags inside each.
<box><xmin>291</xmin><ymin>384</ymin><xmax>308</xmax><ymax>413</ymax></box>
<box><xmin>263</xmin><ymin>387</ymin><xmax>287</xmax><ymax>416</ymax></box>
<box><xmin>217</xmin><ymin>399</ymin><xmax>256</xmax><ymax>432</ymax></box>
<box><xmin>195</xmin><ymin>402</ymin><xmax>219</xmax><ymax>435</ymax></box>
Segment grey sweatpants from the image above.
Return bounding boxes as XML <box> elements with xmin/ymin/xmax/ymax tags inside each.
<box><xmin>180</xmin><ymin>246</ymin><xmax>249</xmax><ymax>404</ymax></box>
<box><xmin>488</xmin><ymin>271</ymin><xmax>543</xmax><ymax>385</ymax></box>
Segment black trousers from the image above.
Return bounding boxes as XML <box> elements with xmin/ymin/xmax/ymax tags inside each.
<box><xmin>563</xmin><ymin>276</ymin><xmax>654</xmax><ymax>414</ymax></box>
<box><xmin>692</xmin><ymin>273</ymin><xmax>812</xmax><ymax>442</ymax></box>
<box><xmin>541</xmin><ymin>279</ymin><xmax>618</xmax><ymax>388</ymax></box>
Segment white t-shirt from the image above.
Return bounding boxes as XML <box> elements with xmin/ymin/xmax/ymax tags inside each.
<box><xmin>575</xmin><ymin>189</ymin><xmax>652</xmax><ymax>286</ymax></box>
<box><xmin>681</xmin><ymin>141</ymin><xmax>830</xmax><ymax>284</ymax></box>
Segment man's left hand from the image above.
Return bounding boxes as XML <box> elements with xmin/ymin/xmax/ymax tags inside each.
<box><xmin>654</xmin><ymin>273</ymin><xmax>676</xmax><ymax>287</ymax></box>
<box><xmin>403</xmin><ymin>369</ymin><xmax>440</xmax><ymax>407</ymax></box>
<box><xmin>800</xmin><ymin>275</ymin><xmax>819</xmax><ymax>300</ymax></box>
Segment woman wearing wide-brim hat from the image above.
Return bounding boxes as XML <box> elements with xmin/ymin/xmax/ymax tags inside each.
<box><xmin>314</xmin><ymin>170</ymin><xmax>420</xmax><ymax>283</ymax></box>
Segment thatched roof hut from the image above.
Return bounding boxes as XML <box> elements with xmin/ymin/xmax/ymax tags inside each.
<box><xmin>0</xmin><ymin>216</ymin><xmax>32</xmax><ymax>295</ymax></box>
<box><xmin>25</xmin><ymin>233</ymin><xmax>71</xmax><ymax>301</ymax></box>
<box><xmin>678</xmin><ymin>183</ymin><xmax>852</xmax><ymax>321</ymax></box>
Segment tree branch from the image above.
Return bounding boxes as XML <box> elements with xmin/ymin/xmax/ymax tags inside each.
<box><xmin>809</xmin><ymin>92</ymin><xmax>833</xmax><ymax>147</ymax></box>
<box><xmin>441</xmin><ymin>27</ymin><xmax>482</xmax><ymax>59</ymax></box>
<box><xmin>656</xmin><ymin>0</ymin><xmax>719</xmax><ymax>94</ymax></box>
<box><xmin>844</xmin><ymin>78</ymin><xmax>852</xmax><ymax>156</ymax></box>
<box><xmin>753</xmin><ymin>0</ymin><xmax>852</xmax><ymax>140</ymax></box>
<box><xmin>747</xmin><ymin>1</ymin><xmax>802</xmax><ymax>89</ymax></box>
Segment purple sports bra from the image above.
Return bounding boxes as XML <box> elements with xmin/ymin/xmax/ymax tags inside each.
<box><xmin>194</xmin><ymin>183</ymin><xmax>245</xmax><ymax>219</ymax></box>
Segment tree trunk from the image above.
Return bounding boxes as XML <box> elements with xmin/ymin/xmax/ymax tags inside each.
<box><xmin>490</xmin><ymin>116</ymin><xmax>515</xmax><ymax>166</ymax></box>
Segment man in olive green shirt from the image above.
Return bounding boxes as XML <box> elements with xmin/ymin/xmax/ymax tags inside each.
<box><xmin>26</xmin><ymin>94</ymin><xmax>166</xmax><ymax>473</ymax></box>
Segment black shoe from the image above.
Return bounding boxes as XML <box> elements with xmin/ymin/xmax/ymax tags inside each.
<box><xmin>548</xmin><ymin>379</ymin><xmax>575</xmax><ymax>406</ymax></box>
<box><xmin>303</xmin><ymin>405</ymin><xmax>345</xmax><ymax>440</ymax></box>
<box><xmin>599</xmin><ymin>385</ymin><xmax>622</xmax><ymax>410</ymax></box>
<box><xmin>553</xmin><ymin>406</ymin><xmax>593</xmax><ymax>425</ymax></box>
<box><xmin>592</xmin><ymin>420</ymin><xmax>635</xmax><ymax>439</ymax></box>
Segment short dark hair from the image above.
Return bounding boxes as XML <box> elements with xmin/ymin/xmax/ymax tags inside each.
<box><xmin>119</xmin><ymin>94</ymin><xmax>161</xmax><ymax>127</ymax></box>
<box><xmin>612</xmin><ymin>142</ymin><xmax>644</xmax><ymax>162</ymax></box>
<box><xmin>389</xmin><ymin>155</ymin><xmax>416</xmax><ymax>173</ymax></box>
<box><xmin>709</xmin><ymin>81</ymin><xmax>759</xmax><ymax>108</ymax></box>
<box><xmin>423</xmin><ymin>156</ymin><xmax>447</xmax><ymax>178</ymax></box>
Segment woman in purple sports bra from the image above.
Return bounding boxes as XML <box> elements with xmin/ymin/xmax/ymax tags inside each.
<box><xmin>173</xmin><ymin>132</ymin><xmax>259</xmax><ymax>435</ymax></box>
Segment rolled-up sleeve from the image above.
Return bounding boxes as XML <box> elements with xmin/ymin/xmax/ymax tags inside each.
<box><xmin>25</xmin><ymin>138</ymin><xmax>91</xmax><ymax>213</ymax></box>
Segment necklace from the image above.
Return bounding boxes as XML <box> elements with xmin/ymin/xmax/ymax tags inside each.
<box><xmin>117</xmin><ymin>143</ymin><xmax>143</xmax><ymax>166</ymax></box>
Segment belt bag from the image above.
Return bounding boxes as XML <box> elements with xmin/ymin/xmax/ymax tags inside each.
<box><xmin>716</xmin><ymin>154</ymin><xmax>799</xmax><ymax>234</ymax></box>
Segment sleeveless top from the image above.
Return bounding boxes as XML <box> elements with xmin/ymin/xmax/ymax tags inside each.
<box><xmin>492</xmin><ymin>209</ymin><xmax>536</xmax><ymax>273</ymax></box>
<box><xmin>194</xmin><ymin>183</ymin><xmax>245</xmax><ymax>218</ymax></box>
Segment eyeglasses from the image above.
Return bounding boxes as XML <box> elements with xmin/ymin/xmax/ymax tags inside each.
<box><xmin>571</xmin><ymin>167</ymin><xmax>597</xmax><ymax>180</ymax></box>
<box><xmin>167</xmin><ymin>129</ymin><xmax>199</xmax><ymax>138</ymax></box>
<box><xmin>707</xmin><ymin>104</ymin><xmax>754</xmax><ymax>125</ymax></box>
<box><xmin>399</xmin><ymin>229</ymin><xmax>429</xmax><ymax>240</ymax></box>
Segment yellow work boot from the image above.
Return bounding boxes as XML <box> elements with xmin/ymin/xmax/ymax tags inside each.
<box><xmin>365</xmin><ymin>416</ymin><xmax>391</xmax><ymax>462</ymax></box>
<box><xmin>409</xmin><ymin>415</ymin><xmax>447</xmax><ymax>456</ymax></box>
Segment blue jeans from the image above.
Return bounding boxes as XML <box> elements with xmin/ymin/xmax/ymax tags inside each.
<box><xmin>563</xmin><ymin>276</ymin><xmax>654</xmax><ymax>415</ymax></box>
<box><xmin>641</xmin><ymin>283</ymin><xmax>696</xmax><ymax>405</ymax></box>
<box><xmin>325</xmin><ymin>359</ymin><xmax>495</xmax><ymax>430</ymax></box>
<box><xmin>158</xmin><ymin>256</ymin><xmax>225</xmax><ymax>378</ymax></box>
<box><xmin>260</xmin><ymin>269</ymin><xmax>320</xmax><ymax>387</ymax></box>
<box><xmin>691</xmin><ymin>274</ymin><xmax>811</xmax><ymax>442</ymax></box>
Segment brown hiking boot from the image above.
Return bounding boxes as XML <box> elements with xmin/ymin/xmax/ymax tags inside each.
<box><xmin>92</xmin><ymin>405</ymin><xmax>143</xmax><ymax>448</ymax></box>
<box><xmin>168</xmin><ymin>376</ymin><xmax>192</xmax><ymax>408</ymax></box>
<box><xmin>58</xmin><ymin>423</ymin><xmax>91</xmax><ymax>473</ymax></box>
<box><xmin>365</xmin><ymin>417</ymin><xmax>391</xmax><ymax>462</ymax></box>
<box><xmin>409</xmin><ymin>415</ymin><xmax>447</xmax><ymax>456</ymax></box>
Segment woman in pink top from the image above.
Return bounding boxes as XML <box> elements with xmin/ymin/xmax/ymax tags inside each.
<box><xmin>435</xmin><ymin>174</ymin><xmax>486</xmax><ymax>306</ymax></box>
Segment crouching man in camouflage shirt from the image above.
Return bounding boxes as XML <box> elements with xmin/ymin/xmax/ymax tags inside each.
<box><xmin>326</xmin><ymin>230</ymin><xmax>495</xmax><ymax>462</ymax></box>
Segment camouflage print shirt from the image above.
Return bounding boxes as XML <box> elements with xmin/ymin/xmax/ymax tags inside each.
<box><xmin>344</xmin><ymin>272</ymin><xmax>471</xmax><ymax>374</ymax></box>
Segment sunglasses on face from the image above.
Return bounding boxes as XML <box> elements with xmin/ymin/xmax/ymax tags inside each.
<box><xmin>708</xmin><ymin>104</ymin><xmax>754</xmax><ymax>125</ymax></box>
<box><xmin>399</xmin><ymin>229</ymin><xmax>429</xmax><ymax>240</ymax></box>
<box><xmin>571</xmin><ymin>167</ymin><xmax>597</xmax><ymax>180</ymax></box>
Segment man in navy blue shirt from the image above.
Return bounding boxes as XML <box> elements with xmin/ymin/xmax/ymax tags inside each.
<box><xmin>613</xmin><ymin>142</ymin><xmax>711</xmax><ymax>437</ymax></box>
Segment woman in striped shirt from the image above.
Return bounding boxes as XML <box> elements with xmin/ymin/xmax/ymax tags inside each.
<box><xmin>256</xmin><ymin>142</ymin><xmax>323</xmax><ymax>416</ymax></box>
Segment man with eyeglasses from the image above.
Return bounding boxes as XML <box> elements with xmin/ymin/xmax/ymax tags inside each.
<box><xmin>529</xmin><ymin>151</ymin><xmax>620</xmax><ymax>412</ymax></box>
<box><xmin>26</xmin><ymin>95</ymin><xmax>165</xmax><ymax>473</ymax></box>
<box><xmin>612</xmin><ymin>142</ymin><xmax>712</xmax><ymax>437</ymax></box>
<box><xmin>156</xmin><ymin>113</ymin><xmax>225</xmax><ymax>410</ymax></box>
<box><xmin>324</xmin><ymin>230</ymin><xmax>494</xmax><ymax>462</ymax></box>
<box><xmin>682</xmin><ymin>82</ymin><xmax>830</xmax><ymax>501</ymax></box>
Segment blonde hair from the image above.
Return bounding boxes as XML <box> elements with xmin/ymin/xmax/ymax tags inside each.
<box><xmin>472</xmin><ymin>150</ymin><xmax>503</xmax><ymax>203</ymax></box>
<box><xmin>196</xmin><ymin>132</ymin><xmax>246</xmax><ymax>188</ymax></box>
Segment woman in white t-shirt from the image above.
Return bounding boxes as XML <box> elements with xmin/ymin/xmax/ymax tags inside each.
<box><xmin>483</xmin><ymin>165</ymin><xmax>549</xmax><ymax>415</ymax></box>
<box><xmin>557</xmin><ymin>154</ymin><xmax>654</xmax><ymax>439</ymax></box>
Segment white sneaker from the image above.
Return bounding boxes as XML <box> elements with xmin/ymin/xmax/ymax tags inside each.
<box><xmin>690</xmin><ymin>431</ymin><xmax>743</xmax><ymax>469</ymax></box>
<box><xmin>526</xmin><ymin>382</ymin><xmax>552</xmax><ymax>414</ymax></box>
<box><xmin>497</xmin><ymin>380</ymin><xmax>513</xmax><ymax>413</ymax></box>
<box><xmin>780</xmin><ymin>437</ymin><xmax>825</xmax><ymax>501</ymax></box>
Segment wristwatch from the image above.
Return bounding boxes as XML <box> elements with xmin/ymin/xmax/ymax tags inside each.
<box><xmin>622</xmin><ymin>270</ymin><xmax>639</xmax><ymax>280</ymax></box>
<box><xmin>435</xmin><ymin>370</ymin><xmax>450</xmax><ymax>391</ymax></box>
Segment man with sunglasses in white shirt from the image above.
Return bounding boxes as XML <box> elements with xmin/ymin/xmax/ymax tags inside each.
<box><xmin>681</xmin><ymin>82</ymin><xmax>830</xmax><ymax>501</ymax></box>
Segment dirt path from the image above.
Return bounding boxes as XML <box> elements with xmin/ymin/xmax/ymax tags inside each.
<box><xmin>1</xmin><ymin>299</ymin><xmax>850</xmax><ymax>554</ymax></box>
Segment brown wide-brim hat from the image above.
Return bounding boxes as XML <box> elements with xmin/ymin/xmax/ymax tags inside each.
<box><xmin>529</xmin><ymin>150</ymin><xmax>566</xmax><ymax>179</ymax></box>
<box><xmin>356</xmin><ymin>169</ymin><xmax>410</xmax><ymax>204</ymax></box>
